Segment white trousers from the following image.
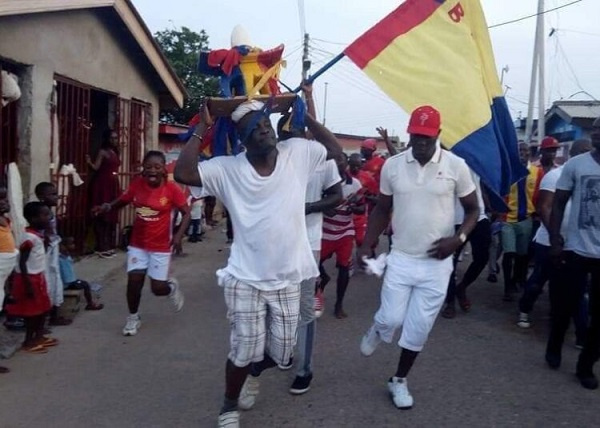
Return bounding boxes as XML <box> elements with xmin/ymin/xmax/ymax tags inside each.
<box><xmin>373</xmin><ymin>251</ymin><xmax>453</xmax><ymax>352</ymax></box>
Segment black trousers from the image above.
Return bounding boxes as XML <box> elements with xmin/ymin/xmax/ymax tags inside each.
<box><xmin>446</xmin><ymin>218</ymin><xmax>492</xmax><ymax>303</ymax></box>
<box><xmin>548</xmin><ymin>251</ymin><xmax>599</xmax><ymax>372</ymax></box>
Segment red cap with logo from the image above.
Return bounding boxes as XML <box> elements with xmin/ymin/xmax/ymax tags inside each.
<box><xmin>540</xmin><ymin>136</ymin><xmax>560</xmax><ymax>149</ymax></box>
<box><xmin>407</xmin><ymin>105</ymin><xmax>441</xmax><ymax>137</ymax></box>
<box><xmin>361</xmin><ymin>138</ymin><xmax>378</xmax><ymax>151</ymax></box>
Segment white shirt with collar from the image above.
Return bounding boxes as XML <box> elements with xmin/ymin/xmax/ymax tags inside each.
<box><xmin>380</xmin><ymin>144</ymin><xmax>476</xmax><ymax>258</ymax></box>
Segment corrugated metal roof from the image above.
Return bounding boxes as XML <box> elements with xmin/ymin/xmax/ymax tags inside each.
<box><xmin>553</xmin><ymin>101</ymin><xmax>600</xmax><ymax>119</ymax></box>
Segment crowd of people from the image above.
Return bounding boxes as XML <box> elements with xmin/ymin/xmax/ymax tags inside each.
<box><xmin>1</xmin><ymin>84</ymin><xmax>598</xmax><ymax>427</ymax></box>
<box><xmin>173</xmin><ymin>84</ymin><xmax>599</xmax><ymax>427</ymax></box>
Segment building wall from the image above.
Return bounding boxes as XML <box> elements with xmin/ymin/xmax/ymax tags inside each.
<box><xmin>0</xmin><ymin>9</ymin><xmax>160</xmax><ymax>197</ymax></box>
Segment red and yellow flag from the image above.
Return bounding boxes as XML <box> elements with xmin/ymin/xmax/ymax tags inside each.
<box><xmin>344</xmin><ymin>0</ymin><xmax>526</xmax><ymax>204</ymax></box>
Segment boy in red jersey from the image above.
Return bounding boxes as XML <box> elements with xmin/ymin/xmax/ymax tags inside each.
<box><xmin>93</xmin><ymin>150</ymin><xmax>190</xmax><ymax>336</ymax></box>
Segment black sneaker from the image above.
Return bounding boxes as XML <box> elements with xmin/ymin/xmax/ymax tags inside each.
<box><xmin>289</xmin><ymin>374</ymin><xmax>313</xmax><ymax>395</ymax></box>
<box><xmin>576</xmin><ymin>372</ymin><xmax>599</xmax><ymax>390</ymax></box>
<box><xmin>545</xmin><ymin>352</ymin><xmax>561</xmax><ymax>369</ymax></box>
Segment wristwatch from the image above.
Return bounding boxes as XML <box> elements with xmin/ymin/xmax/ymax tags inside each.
<box><xmin>458</xmin><ymin>232</ymin><xmax>467</xmax><ymax>244</ymax></box>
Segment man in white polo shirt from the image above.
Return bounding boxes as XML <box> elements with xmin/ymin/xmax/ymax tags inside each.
<box><xmin>358</xmin><ymin>105</ymin><xmax>479</xmax><ymax>409</ymax></box>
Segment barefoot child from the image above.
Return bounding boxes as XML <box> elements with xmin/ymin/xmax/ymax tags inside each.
<box><xmin>1</xmin><ymin>184</ymin><xmax>19</xmax><ymax>372</ymax></box>
<box><xmin>35</xmin><ymin>182</ymin><xmax>71</xmax><ymax>326</ymax></box>
<box><xmin>93</xmin><ymin>150</ymin><xmax>190</xmax><ymax>336</ymax></box>
<box><xmin>6</xmin><ymin>202</ymin><xmax>57</xmax><ymax>354</ymax></box>
<box><xmin>59</xmin><ymin>237</ymin><xmax>104</xmax><ymax>311</ymax></box>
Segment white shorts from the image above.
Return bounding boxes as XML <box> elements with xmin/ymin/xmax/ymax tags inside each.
<box><xmin>127</xmin><ymin>247</ymin><xmax>171</xmax><ymax>281</ymax></box>
<box><xmin>373</xmin><ymin>251</ymin><xmax>453</xmax><ymax>352</ymax></box>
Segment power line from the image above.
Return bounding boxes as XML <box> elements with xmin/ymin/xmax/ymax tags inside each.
<box><xmin>555</xmin><ymin>35</ymin><xmax>597</xmax><ymax>99</ymax></box>
<box><xmin>488</xmin><ymin>0</ymin><xmax>583</xmax><ymax>29</ymax></box>
<box><xmin>311</xmin><ymin>37</ymin><xmax>348</xmax><ymax>46</ymax></box>
<box><xmin>284</xmin><ymin>44</ymin><xmax>303</xmax><ymax>59</ymax></box>
<box><xmin>558</xmin><ymin>28</ymin><xmax>600</xmax><ymax>37</ymax></box>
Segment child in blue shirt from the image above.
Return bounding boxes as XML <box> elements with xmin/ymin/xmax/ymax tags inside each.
<box><xmin>59</xmin><ymin>237</ymin><xmax>103</xmax><ymax>311</ymax></box>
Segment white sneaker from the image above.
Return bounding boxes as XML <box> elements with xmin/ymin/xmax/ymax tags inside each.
<box><xmin>388</xmin><ymin>377</ymin><xmax>414</xmax><ymax>409</ymax></box>
<box><xmin>122</xmin><ymin>314</ymin><xmax>141</xmax><ymax>336</ymax></box>
<box><xmin>168</xmin><ymin>278</ymin><xmax>184</xmax><ymax>312</ymax></box>
<box><xmin>360</xmin><ymin>325</ymin><xmax>382</xmax><ymax>356</ymax></box>
<box><xmin>517</xmin><ymin>312</ymin><xmax>531</xmax><ymax>328</ymax></box>
<box><xmin>217</xmin><ymin>410</ymin><xmax>240</xmax><ymax>428</ymax></box>
<box><xmin>238</xmin><ymin>376</ymin><xmax>260</xmax><ymax>410</ymax></box>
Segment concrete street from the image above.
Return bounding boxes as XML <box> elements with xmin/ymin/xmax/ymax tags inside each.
<box><xmin>0</xmin><ymin>224</ymin><xmax>597</xmax><ymax>427</ymax></box>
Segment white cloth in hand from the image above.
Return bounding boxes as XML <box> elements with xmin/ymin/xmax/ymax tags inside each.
<box><xmin>362</xmin><ymin>253</ymin><xmax>388</xmax><ymax>277</ymax></box>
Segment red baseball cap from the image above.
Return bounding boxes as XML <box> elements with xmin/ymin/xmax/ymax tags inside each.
<box><xmin>361</xmin><ymin>138</ymin><xmax>378</xmax><ymax>150</ymax></box>
<box><xmin>407</xmin><ymin>105</ymin><xmax>441</xmax><ymax>137</ymax></box>
<box><xmin>540</xmin><ymin>136</ymin><xmax>560</xmax><ymax>150</ymax></box>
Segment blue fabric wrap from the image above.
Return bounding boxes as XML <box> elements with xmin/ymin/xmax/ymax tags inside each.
<box><xmin>291</xmin><ymin>96</ymin><xmax>306</xmax><ymax>131</ymax></box>
<box><xmin>451</xmin><ymin>97</ymin><xmax>528</xmax><ymax>213</ymax></box>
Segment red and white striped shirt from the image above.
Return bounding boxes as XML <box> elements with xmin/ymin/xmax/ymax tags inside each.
<box><xmin>322</xmin><ymin>176</ymin><xmax>362</xmax><ymax>241</ymax></box>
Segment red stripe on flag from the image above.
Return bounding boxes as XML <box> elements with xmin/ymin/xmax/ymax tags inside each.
<box><xmin>344</xmin><ymin>0</ymin><xmax>443</xmax><ymax>69</ymax></box>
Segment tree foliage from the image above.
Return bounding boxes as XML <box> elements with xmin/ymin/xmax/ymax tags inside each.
<box><xmin>155</xmin><ymin>26</ymin><xmax>219</xmax><ymax>124</ymax></box>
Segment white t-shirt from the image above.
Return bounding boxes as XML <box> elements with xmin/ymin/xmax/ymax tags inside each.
<box><xmin>14</xmin><ymin>230</ymin><xmax>46</xmax><ymax>274</ymax></box>
<box><xmin>190</xmin><ymin>138</ymin><xmax>328</xmax><ymax>290</ymax></box>
<box><xmin>454</xmin><ymin>171</ymin><xmax>487</xmax><ymax>225</ymax></box>
<box><xmin>534</xmin><ymin>165</ymin><xmax>570</xmax><ymax>246</ymax></box>
<box><xmin>322</xmin><ymin>177</ymin><xmax>362</xmax><ymax>241</ymax></box>
<box><xmin>305</xmin><ymin>159</ymin><xmax>341</xmax><ymax>250</ymax></box>
<box><xmin>556</xmin><ymin>153</ymin><xmax>600</xmax><ymax>258</ymax></box>
<box><xmin>381</xmin><ymin>145</ymin><xmax>476</xmax><ymax>258</ymax></box>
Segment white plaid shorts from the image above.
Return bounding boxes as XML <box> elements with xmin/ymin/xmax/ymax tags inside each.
<box><xmin>222</xmin><ymin>275</ymin><xmax>301</xmax><ymax>367</ymax></box>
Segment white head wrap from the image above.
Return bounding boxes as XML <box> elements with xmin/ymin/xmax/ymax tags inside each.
<box><xmin>231</xmin><ymin>100</ymin><xmax>265</xmax><ymax>123</ymax></box>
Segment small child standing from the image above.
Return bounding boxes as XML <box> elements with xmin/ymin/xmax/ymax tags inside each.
<box><xmin>6</xmin><ymin>202</ymin><xmax>56</xmax><ymax>354</ymax></box>
<box><xmin>59</xmin><ymin>237</ymin><xmax>104</xmax><ymax>311</ymax></box>
<box><xmin>0</xmin><ymin>184</ymin><xmax>19</xmax><ymax>373</ymax></box>
<box><xmin>35</xmin><ymin>182</ymin><xmax>71</xmax><ymax>326</ymax></box>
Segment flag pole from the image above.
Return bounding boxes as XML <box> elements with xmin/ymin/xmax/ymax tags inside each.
<box><xmin>293</xmin><ymin>52</ymin><xmax>345</xmax><ymax>92</ymax></box>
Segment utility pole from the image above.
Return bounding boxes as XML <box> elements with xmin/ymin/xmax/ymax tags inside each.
<box><xmin>301</xmin><ymin>33</ymin><xmax>311</xmax><ymax>100</ymax></box>
<box><xmin>323</xmin><ymin>82</ymin><xmax>328</xmax><ymax>125</ymax></box>
<box><xmin>537</xmin><ymin>0</ymin><xmax>545</xmax><ymax>141</ymax></box>
<box><xmin>525</xmin><ymin>0</ymin><xmax>545</xmax><ymax>144</ymax></box>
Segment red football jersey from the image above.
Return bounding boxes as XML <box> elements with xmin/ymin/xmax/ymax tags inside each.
<box><xmin>119</xmin><ymin>178</ymin><xmax>187</xmax><ymax>252</ymax></box>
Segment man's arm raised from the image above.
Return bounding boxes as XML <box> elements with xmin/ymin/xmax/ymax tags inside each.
<box><xmin>301</xmin><ymin>83</ymin><xmax>342</xmax><ymax>160</ymax></box>
<box><xmin>174</xmin><ymin>111</ymin><xmax>210</xmax><ymax>187</ymax></box>
<box><xmin>305</xmin><ymin>113</ymin><xmax>342</xmax><ymax>160</ymax></box>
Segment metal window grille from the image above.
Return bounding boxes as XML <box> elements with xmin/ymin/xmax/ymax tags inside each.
<box><xmin>115</xmin><ymin>99</ymin><xmax>151</xmax><ymax>247</ymax></box>
<box><xmin>52</xmin><ymin>76</ymin><xmax>91</xmax><ymax>253</ymax></box>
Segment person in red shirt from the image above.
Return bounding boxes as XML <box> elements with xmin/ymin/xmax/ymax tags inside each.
<box><xmin>361</xmin><ymin>138</ymin><xmax>386</xmax><ymax>185</ymax></box>
<box><xmin>93</xmin><ymin>150</ymin><xmax>190</xmax><ymax>336</ymax></box>
<box><xmin>348</xmin><ymin>153</ymin><xmax>378</xmax><ymax>247</ymax></box>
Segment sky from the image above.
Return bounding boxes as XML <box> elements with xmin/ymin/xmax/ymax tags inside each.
<box><xmin>132</xmin><ymin>0</ymin><xmax>600</xmax><ymax>141</ymax></box>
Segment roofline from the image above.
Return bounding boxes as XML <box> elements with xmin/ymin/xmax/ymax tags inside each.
<box><xmin>117</xmin><ymin>0</ymin><xmax>187</xmax><ymax>107</ymax></box>
<box><xmin>0</xmin><ymin>0</ymin><xmax>187</xmax><ymax>108</ymax></box>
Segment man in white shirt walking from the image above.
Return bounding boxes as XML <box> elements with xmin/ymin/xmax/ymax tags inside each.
<box><xmin>174</xmin><ymin>96</ymin><xmax>342</xmax><ymax>427</ymax></box>
<box><xmin>358</xmin><ymin>106</ymin><xmax>479</xmax><ymax>409</ymax></box>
